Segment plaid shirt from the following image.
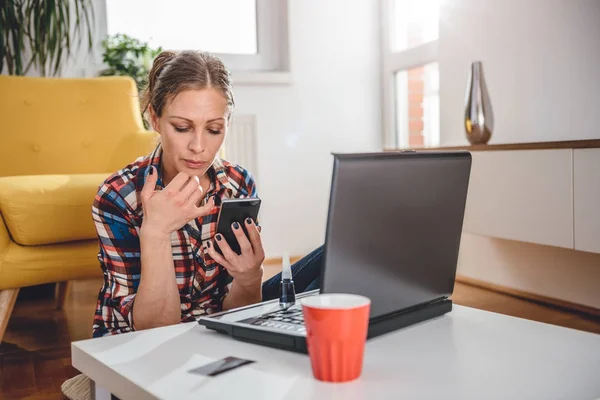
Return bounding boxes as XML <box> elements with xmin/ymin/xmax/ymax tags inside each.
<box><xmin>92</xmin><ymin>144</ymin><xmax>257</xmax><ymax>337</ymax></box>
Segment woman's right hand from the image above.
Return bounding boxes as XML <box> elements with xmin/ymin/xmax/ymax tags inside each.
<box><xmin>140</xmin><ymin>166</ymin><xmax>215</xmax><ymax>238</ymax></box>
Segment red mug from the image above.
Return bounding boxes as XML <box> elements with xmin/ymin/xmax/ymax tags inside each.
<box><xmin>301</xmin><ymin>293</ymin><xmax>371</xmax><ymax>382</ymax></box>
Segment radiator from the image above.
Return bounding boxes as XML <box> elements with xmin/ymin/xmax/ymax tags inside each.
<box><xmin>223</xmin><ymin>114</ymin><xmax>258</xmax><ymax>179</ymax></box>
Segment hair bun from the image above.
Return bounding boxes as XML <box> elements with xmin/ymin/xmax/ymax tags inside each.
<box><xmin>148</xmin><ymin>51</ymin><xmax>177</xmax><ymax>94</ymax></box>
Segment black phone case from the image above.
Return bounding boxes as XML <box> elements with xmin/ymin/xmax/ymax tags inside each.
<box><xmin>214</xmin><ymin>198</ymin><xmax>261</xmax><ymax>255</ymax></box>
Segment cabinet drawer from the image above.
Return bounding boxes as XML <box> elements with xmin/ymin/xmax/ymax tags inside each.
<box><xmin>463</xmin><ymin>149</ymin><xmax>573</xmax><ymax>249</ymax></box>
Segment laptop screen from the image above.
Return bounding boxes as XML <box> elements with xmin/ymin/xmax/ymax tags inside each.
<box><xmin>320</xmin><ymin>151</ymin><xmax>471</xmax><ymax>319</ymax></box>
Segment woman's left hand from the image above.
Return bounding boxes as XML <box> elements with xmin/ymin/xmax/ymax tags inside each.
<box><xmin>206</xmin><ymin>217</ymin><xmax>265</xmax><ymax>287</ymax></box>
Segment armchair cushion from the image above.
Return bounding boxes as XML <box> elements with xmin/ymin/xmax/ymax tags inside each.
<box><xmin>0</xmin><ymin>173</ymin><xmax>110</xmax><ymax>246</ymax></box>
<box><xmin>0</xmin><ymin>239</ymin><xmax>101</xmax><ymax>290</ymax></box>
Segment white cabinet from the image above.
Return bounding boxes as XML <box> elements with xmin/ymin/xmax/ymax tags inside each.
<box><xmin>463</xmin><ymin>150</ymin><xmax>574</xmax><ymax>249</ymax></box>
<box><xmin>574</xmin><ymin>149</ymin><xmax>600</xmax><ymax>253</ymax></box>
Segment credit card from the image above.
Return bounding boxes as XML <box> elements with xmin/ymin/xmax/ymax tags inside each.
<box><xmin>188</xmin><ymin>356</ymin><xmax>255</xmax><ymax>377</ymax></box>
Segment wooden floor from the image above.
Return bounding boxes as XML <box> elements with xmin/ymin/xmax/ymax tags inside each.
<box><xmin>1</xmin><ymin>276</ymin><xmax>599</xmax><ymax>399</ymax></box>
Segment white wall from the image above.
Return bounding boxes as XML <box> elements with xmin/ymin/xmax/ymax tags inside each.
<box><xmin>439</xmin><ymin>0</ymin><xmax>600</xmax><ymax>145</ymax></box>
<box><xmin>234</xmin><ymin>0</ymin><xmax>382</xmax><ymax>258</ymax></box>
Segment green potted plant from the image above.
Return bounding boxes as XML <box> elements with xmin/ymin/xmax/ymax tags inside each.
<box><xmin>99</xmin><ymin>33</ymin><xmax>162</xmax><ymax>92</ymax></box>
<box><xmin>0</xmin><ymin>0</ymin><xmax>95</xmax><ymax>76</ymax></box>
<box><xmin>98</xmin><ymin>33</ymin><xmax>162</xmax><ymax>127</ymax></box>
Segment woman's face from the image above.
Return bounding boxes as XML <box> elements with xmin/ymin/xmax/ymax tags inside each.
<box><xmin>150</xmin><ymin>88</ymin><xmax>229</xmax><ymax>185</ymax></box>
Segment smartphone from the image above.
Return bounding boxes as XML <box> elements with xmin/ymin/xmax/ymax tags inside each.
<box><xmin>214</xmin><ymin>197</ymin><xmax>261</xmax><ymax>255</ymax></box>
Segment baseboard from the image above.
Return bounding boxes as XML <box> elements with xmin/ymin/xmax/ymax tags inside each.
<box><xmin>455</xmin><ymin>275</ymin><xmax>600</xmax><ymax>318</ymax></box>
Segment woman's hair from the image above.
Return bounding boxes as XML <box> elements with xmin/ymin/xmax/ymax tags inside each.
<box><xmin>141</xmin><ymin>50</ymin><xmax>235</xmax><ymax>125</ymax></box>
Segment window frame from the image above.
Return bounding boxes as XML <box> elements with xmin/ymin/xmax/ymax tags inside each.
<box><xmin>213</xmin><ymin>0</ymin><xmax>289</xmax><ymax>72</ymax></box>
<box><xmin>380</xmin><ymin>0</ymin><xmax>439</xmax><ymax>149</ymax></box>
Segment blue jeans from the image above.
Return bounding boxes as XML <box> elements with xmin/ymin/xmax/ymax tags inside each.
<box><xmin>261</xmin><ymin>245</ymin><xmax>323</xmax><ymax>301</ymax></box>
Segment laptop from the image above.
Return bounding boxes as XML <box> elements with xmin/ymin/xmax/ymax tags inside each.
<box><xmin>198</xmin><ymin>150</ymin><xmax>472</xmax><ymax>353</ymax></box>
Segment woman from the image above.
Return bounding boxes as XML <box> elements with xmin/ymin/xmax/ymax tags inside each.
<box><xmin>92</xmin><ymin>50</ymin><xmax>322</xmax><ymax>337</ymax></box>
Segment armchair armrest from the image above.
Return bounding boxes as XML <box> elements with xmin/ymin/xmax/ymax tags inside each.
<box><xmin>107</xmin><ymin>130</ymin><xmax>159</xmax><ymax>172</ymax></box>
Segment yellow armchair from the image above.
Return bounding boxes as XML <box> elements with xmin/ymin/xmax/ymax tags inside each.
<box><xmin>0</xmin><ymin>75</ymin><xmax>157</xmax><ymax>342</ymax></box>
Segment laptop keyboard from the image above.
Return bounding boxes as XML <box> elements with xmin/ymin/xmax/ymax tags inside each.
<box><xmin>248</xmin><ymin>307</ymin><xmax>306</xmax><ymax>333</ymax></box>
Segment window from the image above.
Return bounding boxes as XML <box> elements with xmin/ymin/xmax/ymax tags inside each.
<box><xmin>394</xmin><ymin>62</ymin><xmax>439</xmax><ymax>147</ymax></box>
<box><xmin>106</xmin><ymin>0</ymin><xmax>258</xmax><ymax>54</ymax></box>
<box><xmin>104</xmin><ymin>0</ymin><xmax>289</xmax><ymax>74</ymax></box>
<box><xmin>382</xmin><ymin>0</ymin><xmax>440</xmax><ymax>149</ymax></box>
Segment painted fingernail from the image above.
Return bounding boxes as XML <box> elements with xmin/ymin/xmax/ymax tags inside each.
<box><xmin>216</xmin><ymin>234</ymin><xmax>222</xmax><ymax>241</ymax></box>
<box><xmin>207</xmin><ymin>241</ymin><xmax>211</xmax><ymax>248</ymax></box>
<box><xmin>246</xmin><ymin>217</ymin><xmax>252</xmax><ymax>225</ymax></box>
<box><xmin>233</xmin><ymin>222</ymin><xmax>239</xmax><ymax>229</ymax></box>
<box><xmin>148</xmin><ymin>166</ymin><xmax>154</xmax><ymax>175</ymax></box>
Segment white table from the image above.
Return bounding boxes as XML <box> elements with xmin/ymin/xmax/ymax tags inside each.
<box><xmin>71</xmin><ymin>305</ymin><xmax>600</xmax><ymax>400</ymax></box>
